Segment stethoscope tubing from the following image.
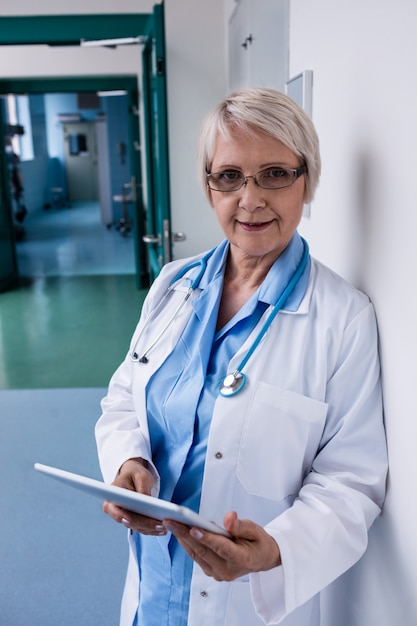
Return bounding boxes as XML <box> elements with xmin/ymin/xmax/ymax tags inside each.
<box><xmin>130</xmin><ymin>239</ymin><xmax>309</xmax><ymax>398</ymax></box>
<box><xmin>217</xmin><ymin>238</ymin><xmax>309</xmax><ymax>396</ymax></box>
<box><xmin>130</xmin><ymin>248</ymin><xmax>216</xmax><ymax>362</ymax></box>
<box><xmin>132</xmin><ymin>288</ymin><xmax>192</xmax><ymax>363</ymax></box>
<box><xmin>235</xmin><ymin>238</ymin><xmax>309</xmax><ymax>374</ymax></box>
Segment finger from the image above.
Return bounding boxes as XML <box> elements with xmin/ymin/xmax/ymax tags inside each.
<box><xmin>103</xmin><ymin>501</ymin><xmax>167</xmax><ymax>536</ymax></box>
<box><xmin>102</xmin><ymin>501</ymin><xmax>130</xmax><ymax>522</ymax></box>
<box><xmin>163</xmin><ymin>521</ymin><xmax>239</xmax><ymax>580</ymax></box>
<box><xmin>113</xmin><ymin>471</ymin><xmax>154</xmax><ymax>496</ymax></box>
<box><xmin>162</xmin><ymin>522</ymin><xmax>220</xmax><ymax>578</ymax></box>
<box><xmin>112</xmin><ymin>459</ymin><xmax>156</xmax><ymax>495</ymax></box>
<box><xmin>223</xmin><ymin>511</ymin><xmax>263</xmax><ymax>541</ymax></box>
<box><xmin>223</xmin><ymin>515</ymin><xmax>282</xmax><ymax>570</ymax></box>
<box><xmin>173</xmin><ymin>516</ymin><xmax>280</xmax><ymax>575</ymax></box>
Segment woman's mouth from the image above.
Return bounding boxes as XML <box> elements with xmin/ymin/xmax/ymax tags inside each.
<box><xmin>238</xmin><ymin>220</ymin><xmax>273</xmax><ymax>232</ymax></box>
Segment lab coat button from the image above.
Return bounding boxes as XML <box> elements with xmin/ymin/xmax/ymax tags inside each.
<box><xmin>215</xmin><ymin>451</ymin><xmax>222</xmax><ymax>459</ymax></box>
<box><xmin>200</xmin><ymin>590</ymin><xmax>208</xmax><ymax>598</ymax></box>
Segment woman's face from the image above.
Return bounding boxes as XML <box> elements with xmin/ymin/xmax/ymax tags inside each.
<box><xmin>209</xmin><ymin>128</ymin><xmax>306</xmax><ymax>267</ymax></box>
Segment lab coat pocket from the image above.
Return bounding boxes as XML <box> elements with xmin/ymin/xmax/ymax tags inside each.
<box><xmin>224</xmin><ymin>580</ymin><xmax>266</xmax><ymax>626</ymax></box>
<box><xmin>237</xmin><ymin>383</ymin><xmax>328</xmax><ymax>501</ymax></box>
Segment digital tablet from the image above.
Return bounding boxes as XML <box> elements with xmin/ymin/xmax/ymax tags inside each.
<box><xmin>34</xmin><ymin>463</ymin><xmax>230</xmax><ymax>537</ymax></box>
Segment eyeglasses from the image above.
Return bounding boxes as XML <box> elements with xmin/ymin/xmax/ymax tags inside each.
<box><xmin>206</xmin><ymin>165</ymin><xmax>306</xmax><ymax>192</ymax></box>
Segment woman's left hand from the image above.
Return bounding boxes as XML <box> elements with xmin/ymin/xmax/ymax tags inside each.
<box><xmin>162</xmin><ymin>511</ymin><xmax>281</xmax><ymax>581</ymax></box>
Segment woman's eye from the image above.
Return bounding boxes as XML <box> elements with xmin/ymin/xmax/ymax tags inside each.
<box><xmin>220</xmin><ymin>170</ymin><xmax>242</xmax><ymax>181</ymax></box>
<box><xmin>264</xmin><ymin>167</ymin><xmax>288</xmax><ymax>179</ymax></box>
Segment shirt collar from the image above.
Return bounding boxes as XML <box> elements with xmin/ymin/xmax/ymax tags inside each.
<box><xmin>193</xmin><ymin>231</ymin><xmax>310</xmax><ymax>313</ymax></box>
<box><xmin>258</xmin><ymin>232</ymin><xmax>310</xmax><ymax>312</ymax></box>
<box><xmin>196</xmin><ymin>239</ymin><xmax>229</xmax><ymax>290</ymax></box>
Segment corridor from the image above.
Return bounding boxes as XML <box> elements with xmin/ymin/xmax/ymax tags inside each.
<box><xmin>0</xmin><ymin>202</ymin><xmax>148</xmax><ymax>625</ymax></box>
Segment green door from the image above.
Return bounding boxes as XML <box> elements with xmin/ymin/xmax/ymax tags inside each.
<box><xmin>126</xmin><ymin>87</ymin><xmax>148</xmax><ymax>288</ymax></box>
<box><xmin>141</xmin><ymin>3</ymin><xmax>172</xmax><ymax>282</ymax></box>
<box><xmin>0</xmin><ymin>99</ymin><xmax>18</xmax><ymax>292</ymax></box>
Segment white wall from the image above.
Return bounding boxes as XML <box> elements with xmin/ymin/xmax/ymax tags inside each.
<box><xmin>291</xmin><ymin>1</ymin><xmax>417</xmax><ymax>623</ymax></box>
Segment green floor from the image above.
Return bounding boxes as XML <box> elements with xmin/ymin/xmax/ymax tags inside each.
<box><xmin>0</xmin><ymin>275</ymin><xmax>147</xmax><ymax>389</ymax></box>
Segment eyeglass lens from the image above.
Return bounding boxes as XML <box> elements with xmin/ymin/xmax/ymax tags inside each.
<box><xmin>207</xmin><ymin>166</ymin><xmax>305</xmax><ymax>192</ymax></box>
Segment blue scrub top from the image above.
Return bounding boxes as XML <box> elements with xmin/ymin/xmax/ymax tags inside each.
<box><xmin>132</xmin><ymin>233</ymin><xmax>310</xmax><ymax>626</ymax></box>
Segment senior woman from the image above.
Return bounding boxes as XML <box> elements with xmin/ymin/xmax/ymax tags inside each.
<box><xmin>95</xmin><ymin>88</ymin><xmax>387</xmax><ymax>626</ymax></box>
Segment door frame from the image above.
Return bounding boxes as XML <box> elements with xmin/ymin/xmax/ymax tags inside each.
<box><xmin>141</xmin><ymin>3</ymin><xmax>172</xmax><ymax>281</ymax></box>
<box><xmin>0</xmin><ymin>98</ymin><xmax>18</xmax><ymax>292</ymax></box>
<box><xmin>0</xmin><ymin>3</ymin><xmax>170</xmax><ymax>289</ymax></box>
<box><xmin>0</xmin><ymin>75</ymin><xmax>147</xmax><ymax>287</ymax></box>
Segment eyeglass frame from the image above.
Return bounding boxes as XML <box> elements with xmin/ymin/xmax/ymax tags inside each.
<box><xmin>206</xmin><ymin>165</ymin><xmax>306</xmax><ymax>192</ymax></box>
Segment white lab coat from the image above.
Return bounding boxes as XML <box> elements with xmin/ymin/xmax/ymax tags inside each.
<box><xmin>96</xmin><ymin>249</ymin><xmax>387</xmax><ymax>626</ymax></box>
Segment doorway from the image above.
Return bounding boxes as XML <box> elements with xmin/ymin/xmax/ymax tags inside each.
<box><xmin>1</xmin><ymin>80</ymin><xmax>140</xmax><ymax>283</ymax></box>
<box><xmin>0</xmin><ymin>4</ymin><xmax>171</xmax><ymax>291</ymax></box>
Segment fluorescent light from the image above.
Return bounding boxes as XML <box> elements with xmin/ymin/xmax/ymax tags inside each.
<box><xmin>80</xmin><ymin>36</ymin><xmax>146</xmax><ymax>48</ymax></box>
<box><xmin>97</xmin><ymin>90</ymin><xmax>128</xmax><ymax>97</ymax></box>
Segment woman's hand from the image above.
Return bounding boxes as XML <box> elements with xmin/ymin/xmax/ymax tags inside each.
<box><xmin>102</xmin><ymin>458</ymin><xmax>167</xmax><ymax>536</ymax></box>
<box><xmin>162</xmin><ymin>511</ymin><xmax>281</xmax><ymax>581</ymax></box>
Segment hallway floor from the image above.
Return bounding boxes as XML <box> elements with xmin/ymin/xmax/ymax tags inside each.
<box><xmin>16</xmin><ymin>200</ymin><xmax>135</xmax><ymax>278</ymax></box>
<box><xmin>0</xmin><ymin>273</ymin><xmax>145</xmax><ymax>389</ymax></box>
<box><xmin>0</xmin><ymin>202</ymin><xmax>148</xmax><ymax>624</ymax></box>
<box><xmin>0</xmin><ymin>388</ymin><xmax>127</xmax><ymax>626</ymax></box>
<box><xmin>1</xmin><ymin>201</ymin><xmax>147</xmax><ymax>389</ymax></box>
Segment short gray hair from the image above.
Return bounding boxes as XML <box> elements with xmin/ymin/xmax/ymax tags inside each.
<box><xmin>197</xmin><ymin>87</ymin><xmax>321</xmax><ymax>204</ymax></box>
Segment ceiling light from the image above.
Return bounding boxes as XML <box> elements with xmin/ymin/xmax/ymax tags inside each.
<box><xmin>97</xmin><ymin>90</ymin><xmax>128</xmax><ymax>97</ymax></box>
<box><xmin>80</xmin><ymin>36</ymin><xmax>146</xmax><ymax>48</ymax></box>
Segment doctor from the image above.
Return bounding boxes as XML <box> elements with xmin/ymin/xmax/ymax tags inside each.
<box><xmin>95</xmin><ymin>87</ymin><xmax>387</xmax><ymax>626</ymax></box>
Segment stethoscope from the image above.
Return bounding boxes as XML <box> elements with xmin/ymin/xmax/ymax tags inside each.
<box><xmin>130</xmin><ymin>248</ymin><xmax>216</xmax><ymax>364</ymax></box>
<box><xmin>130</xmin><ymin>238</ymin><xmax>309</xmax><ymax>398</ymax></box>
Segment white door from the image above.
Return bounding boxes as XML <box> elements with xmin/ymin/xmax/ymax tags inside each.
<box><xmin>228</xmin><ymin>0</ymin><xmax>289</xmax><ymax>92</ymax></box>
<box><xmin>95</xmin><ymin>119</ymin><xmax>112</xmax><ymax>225</ymax></box>
<box><xmin>63</xmin><ymin>121</ymin><xmax>99</xmax><ymax>202</ymax></box>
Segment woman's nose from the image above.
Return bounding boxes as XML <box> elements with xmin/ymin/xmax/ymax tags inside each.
<box><xmin>238</xmin><ymin>177</ymin><xmax>266</xmax><ymax>212</ymax></box>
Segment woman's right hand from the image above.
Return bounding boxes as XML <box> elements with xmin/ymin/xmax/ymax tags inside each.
<box><xmin>102</xmin><ymin>458</ymin><xmax>167</xmax><ymax>536</ymax></box>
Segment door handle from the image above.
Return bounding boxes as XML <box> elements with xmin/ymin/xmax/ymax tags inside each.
<box><xmin>143</xmin><ymin>234</ymin><xmax>161</xmax><ymax>244</ymax></box>
<box><xmin>143</xmin><ymin>232</ymin><xmax>186</xmax><ymax>244</ymax></box>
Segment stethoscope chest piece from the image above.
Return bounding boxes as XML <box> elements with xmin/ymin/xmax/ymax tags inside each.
<box><xmin>131</xmin><ymin>352</ymin><xmax>149</xmax><ymax>363</ymax></box>
<box><xmin>219</xmin><ymin>371</ymin><xmax>246</xmax><ymax>397</ymax></box>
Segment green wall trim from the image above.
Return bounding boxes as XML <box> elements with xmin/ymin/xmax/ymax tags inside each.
<box><xmin>0</xmin><ymin>76</ymin><xmax>138</xmax><ymax>95</ymax></box>
<box><xmin>0</xmin><ymin>15</ymin><xmax>151</xmax><ymax>46</ymax></box>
